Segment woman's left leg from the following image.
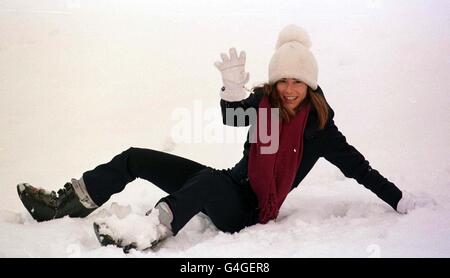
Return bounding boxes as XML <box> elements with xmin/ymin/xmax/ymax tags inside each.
<box><xmin>93</xmin><ymin>168</ymin><xmax>259</xmax><ymax>251</ymax></box>
<box><xmin>160</xmin><ymin>168</ymin><xmax>258</xmax><ymax>235</ymax></box>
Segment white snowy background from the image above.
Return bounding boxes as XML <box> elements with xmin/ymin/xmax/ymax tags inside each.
<box><xmin>0</xmin><ymin>0</ymin><xmax>449</xmax><ymax>257</ymax></box>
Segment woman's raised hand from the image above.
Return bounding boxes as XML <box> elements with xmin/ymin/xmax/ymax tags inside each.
<box><xmin>214</xmin><ymin>48</ymin><xmax>250</xmax><ymax>102</ymax></box>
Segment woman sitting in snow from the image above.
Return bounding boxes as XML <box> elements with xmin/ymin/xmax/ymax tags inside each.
<box><xmin>17</xmin><ymin>25</ymin><xmax>426</xmax><ymax>252</ymax></box>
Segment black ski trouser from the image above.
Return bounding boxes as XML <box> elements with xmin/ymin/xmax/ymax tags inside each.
<box><xmin>82</xmin><ymin>147</ymin><xmax>259</xmax><ymax>235</ymax></box>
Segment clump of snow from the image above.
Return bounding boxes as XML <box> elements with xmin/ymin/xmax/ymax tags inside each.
<box><xmin>95</xmin><ymin>202</ymin><xmax>132</xmax><ymax>219</ymax></box>
<box><xmin>17</xmin><ymin>184</ymin><xmax>26</xmax><ymax>193</ymax></box>
<box><xmin>94</xmin><ymin>204</ymin><xmax>170</xmax><ymax>250</ymax></box>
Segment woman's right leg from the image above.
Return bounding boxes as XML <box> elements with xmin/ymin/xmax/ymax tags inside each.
<box><xmin>17</xmin><ymin>147</ymin><xmax>206</xmax><ymax>223</ymax></box>
<box><xmin>82</xmin><ymin>147</ymin><xmax>208</xmax><ymax>207</ymax></box>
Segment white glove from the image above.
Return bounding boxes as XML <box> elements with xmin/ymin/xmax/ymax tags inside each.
<box><xmin>214</xmin><ymin>48</ymin><xmax>250</xmax><ymax>102</ymax></box>
<box><xmin>396</xmin><ymin>191</ymin><xmax>436</xmax><ymax>214</ymax></box>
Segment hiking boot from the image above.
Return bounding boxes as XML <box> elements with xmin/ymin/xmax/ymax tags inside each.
<box><xmin>17</xmin><ymin>182</ymin><xmax>97</xmax><ymax>222</ymax></box>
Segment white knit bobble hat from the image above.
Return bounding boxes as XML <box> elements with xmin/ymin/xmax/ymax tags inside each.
<box><xmin>268</xmin><ymin>25</ymin><xmax>318</xmax><ymax>90</ymax></box>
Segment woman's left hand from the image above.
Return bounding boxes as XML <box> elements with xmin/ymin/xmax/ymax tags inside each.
<box><xmin>396</xmin><ymin>191</ymin><xmax>436</xmax><ymax>214</ymax></box>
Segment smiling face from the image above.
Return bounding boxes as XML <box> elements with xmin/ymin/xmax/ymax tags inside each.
<box><xmin>276</xmin><ymin>78</ymin><xmax>308</xmax><ymax>112</ymax></box>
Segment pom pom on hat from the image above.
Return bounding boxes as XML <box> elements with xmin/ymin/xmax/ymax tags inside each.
<box><xmin>268</xmin><ymin>25</ymin><xmax>318</xmax><ymax>90</ymax></box>
<box><xmin>275</xmin><ymin>24</ymin><xmax>312</xmax><ymax>50</ymax></box>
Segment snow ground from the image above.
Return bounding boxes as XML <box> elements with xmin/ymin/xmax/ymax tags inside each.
<box><xmin>0</xmin><ymin>0</ymin><xmax>449</xmax><ymax>257</ymax></box>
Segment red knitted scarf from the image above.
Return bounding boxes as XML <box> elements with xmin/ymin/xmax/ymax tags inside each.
<box><xmin>248</xmin><ymin>96</ymin><xmax>310</xmax><ymax>224</ymax></box>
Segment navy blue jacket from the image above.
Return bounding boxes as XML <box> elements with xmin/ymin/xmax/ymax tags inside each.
<box><xmin>220</xmin><ymin>86</ymin><xmax>402</xmax><ymax>210</ymax></box>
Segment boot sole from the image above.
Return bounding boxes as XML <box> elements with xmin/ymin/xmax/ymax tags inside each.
<box><xmin>93</xmin><ymin>222</ymin><xmax>138</xmax><ymax>253</ymax></box>
<box><xmin>17</xmin><ymin>183</ymin><xmax>56</xmax><ymax>222</ymax></box>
